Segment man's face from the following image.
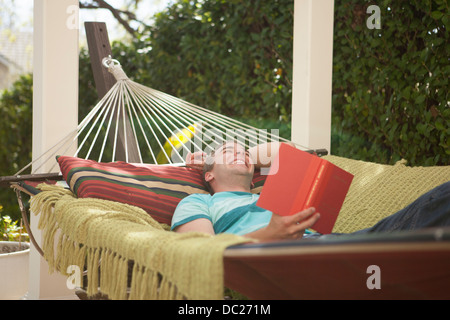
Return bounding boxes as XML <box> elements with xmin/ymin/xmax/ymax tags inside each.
<box><xmin>205</xmin><ymin>142</ymin><xmax>254</xmax><ymax>192</ymax></box>
<box><xmin>211</xmin><ymin>142</ymin><xmax>254</xmax><ymax>174</ymax></box>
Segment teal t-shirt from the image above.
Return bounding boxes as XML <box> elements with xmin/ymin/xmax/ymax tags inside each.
<box><xmin>171</xmin><ymin>191</ymin><xmax>272</xmax><ymax>236</ymax></box>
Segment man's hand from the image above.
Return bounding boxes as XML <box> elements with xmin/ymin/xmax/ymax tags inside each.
<box><xmin>244</xmin><ymin>207</ymin><xmax>320</xmax><ymax>241</ymax></box>
<box><xmin>185</xmin><ymin>151</ymin><xmax>207</xmax><ymax>170</ymax></box>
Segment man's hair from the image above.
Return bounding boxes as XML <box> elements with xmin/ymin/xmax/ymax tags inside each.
<box><xmin>202</xmin><ymin>142</ymin><xmax>225</xmax><ymax>194</ymax></box>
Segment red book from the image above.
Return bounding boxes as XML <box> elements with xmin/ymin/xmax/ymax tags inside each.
<box><xmin>256</xmin><ymin>144</ymin><xmax>354</xmax><ymax>234</ymax></box>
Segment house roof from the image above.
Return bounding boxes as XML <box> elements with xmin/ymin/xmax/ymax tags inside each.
<box><xmin>0</xmin><ymin>30</ymin><xmax>33</xmax><ymax>74</ymax></box>
<box><xmin>0</xmin><ymin>52</ymin><xmax>10</xmax><ymax>68</ymax></box>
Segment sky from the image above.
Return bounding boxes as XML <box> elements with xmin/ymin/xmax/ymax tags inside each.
<box><xmin>0</xmin><ymin>0</ymin><xmax>173</xmax><ymax>89</ymax></box>
<box><xmin>11</xmin><ymin>0</ymin><xmax>173</xmax><ymax>40</ymax></box>
<box><xmin>78</xmin><ymin>0</ymin><xmax>174</xmax><ymax>40</ymax></box>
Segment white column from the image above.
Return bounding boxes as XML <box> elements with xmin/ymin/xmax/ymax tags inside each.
<box><xmin>28</xmin><ymin>0</ymin><xmax>79</xmax><ymax>299</ymax></box>
<box><xmin>291</xmin><ymin>0</ymin><xmax>334</xmax><ymax>153</ymax></box>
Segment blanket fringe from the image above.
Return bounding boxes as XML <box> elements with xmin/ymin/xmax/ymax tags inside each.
<box><xmin>30</xmin><ymin>185</ymin><xmax>249</xmax><ymax>300</ymax></box>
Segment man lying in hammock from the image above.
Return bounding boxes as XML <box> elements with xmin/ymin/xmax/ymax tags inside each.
<box><xmin>171</xmin><ymin>141</ymin><xmax>450</xmax><ymax>241</ymax></box>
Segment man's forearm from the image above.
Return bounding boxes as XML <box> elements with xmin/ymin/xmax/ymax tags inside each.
<box><xmin>244</xmin><ymin>207</ymin><xmax>320</xmax><ymax>241</ymax></box>
<box><xmin>243</xmin><ymin>226</ymin><xmax>279</xmax><ymax>241</ymax></box>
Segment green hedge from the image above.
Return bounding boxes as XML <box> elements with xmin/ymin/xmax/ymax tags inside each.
<box><xmin>105</xmin><ymin>0</ymin><xmax>294</xmax><ymax>136</ymax></box>
<box><xmin>113</xmin><ymin>0</ymin><xmax>449</xmax><ymax>165</ymax></box>
<box><xmin>0</xmin><ymin>75</ymin><xmax>33</xmax><ymax>219</ymax></box>
<box><xmin>332</xmin><ymin>0</ymin><xmax>449</xmax><ymax>166</ymax></box>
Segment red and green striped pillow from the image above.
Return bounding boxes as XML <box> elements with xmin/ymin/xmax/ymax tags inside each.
<box><xmin>57</xmin><ymin>156</ymin><xmax>267</xmax><ymax>225</ymax></box>
<box><xmin>57</xmin><ymin>156</ymin><xmax>209</xmax><ymax>225</ymax></box>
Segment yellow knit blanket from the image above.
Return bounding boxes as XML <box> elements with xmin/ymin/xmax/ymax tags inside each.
<box><xmin>30</xmin><ymin>156</ymin><xmax>449</xmax><ymax>299</ymax></box>
<box><xmin>326</xmin><ymin>156</ymin><xmax>450</xmax><ymax>233</ymax></box>
<box><xmin>30</xmin><ymin>185</ymin><xmax>249</xmax><ymax>300</ymax></box>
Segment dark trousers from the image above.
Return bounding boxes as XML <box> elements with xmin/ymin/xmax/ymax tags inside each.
<box><xmin>354</xmin><ymin>181</ymin><xmax>450</xmax><ymax>234</ymax></box>
<box><xmin>304</xmin><ymin>182</ymin><xmax>450</xmax><ymax>239</ymax></box>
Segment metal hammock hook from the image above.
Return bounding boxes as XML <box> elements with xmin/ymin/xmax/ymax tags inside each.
<box><xmin>102</xmin><ymin>56</ymin><xmax>129</xmax><ymax>81</ymax></box>
<box><xmin>102</xmin><ymin>55</ymin><xmax>121</xmax><ymax>69</ymax></box>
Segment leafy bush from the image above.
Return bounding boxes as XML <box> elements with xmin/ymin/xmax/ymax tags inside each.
<box><xmin>0</xmin><ymin>75</ymin><xmax>33</xmax><ymax>219</ymax></box>
<box><xmin>108</xmin><ymin>0</ymin><xmax>294</xmax><ymax>129</ymax></box>
<box><xmin>0</xmin><ymin>74</ymin><xmax>33</xmax><ymax>175</ymax></box>
<box><xmin>0</xmin><ymin>213</ymin><xmax>29</xmax><ymax>242</ymax></box>
<box><xmin>332</xmin><ymin>0</ymin><xmax>449</xmax><ymax>165</ymax></box>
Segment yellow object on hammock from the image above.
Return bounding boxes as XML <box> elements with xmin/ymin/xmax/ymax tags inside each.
<box><xmin>30</xmin><ymin>184</ymin><xmax>249</xmax><ymax>300</ymax></box>
<box><xmin>157</xmin><ymin>124</ymin><xmax>197</xmax><ymax>164</ymax></box>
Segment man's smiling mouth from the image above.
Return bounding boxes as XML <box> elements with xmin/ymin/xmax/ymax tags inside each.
<box><xmin>230</xmin><ymin>159</ymin><xmax>247</xmax><ymax>166</ymax></box>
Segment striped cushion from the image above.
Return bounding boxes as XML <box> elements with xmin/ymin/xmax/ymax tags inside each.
<box><xmin>57</xmin><ymin>156</ymin><xmax>209</xmax><ymax>225</ymax></box>
<box><xmin>251</xmin><ymin>170</ymin><xmax>266</xmax><ymax>193</ymax></box>
<box><xmin>57</xmin><ymin>156</ymin><xmax>267</xmax><ymax>225</ymax></box>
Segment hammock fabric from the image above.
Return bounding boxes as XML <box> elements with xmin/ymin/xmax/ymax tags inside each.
<box><xmin>324</xmin><ymin>155</ymin><xmax>450</xmax><ymax>233</ymax></box>
<box><xmin>15</xmin><ymin>57</ymin><xmax>303</xmax><ymax>178</ymax></box>
<box><xmin>30</xmin><ymin>184</ymin><xmax>249</xmax><ymax>300</ymax></box>
<box><xmin>27</xmin><ymin>154</ymin><xmax>450</xmax><ymax>299</ymax></box>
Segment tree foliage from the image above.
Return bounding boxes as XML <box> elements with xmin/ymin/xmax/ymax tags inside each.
<box><xmin>147</xmin><ymin>0</ymin><xmax>292</xmax><ymax>119</ymax></box>
<box><xmin>0</xmin><ymin>75</ymin><xmax>32</xmax><ymax>174</ymax></box>
<box><xmin>332</xmin><ymin>0</ymin><xmax>449</xmax><ymax>165</ymax></box>
<box><xmin>0</xmin><ymin>75</ymin><xmax>32</xmax><ymax>219</ymax></box>
<box><xmin>78</xmin><ymin>0</ymin><xmax>294</xmax><ymax>138</ymax></box>
<box><xmin>109</xmin><ymin>0</ymin><xmax>294</xmax><ymax>130</ymax></box>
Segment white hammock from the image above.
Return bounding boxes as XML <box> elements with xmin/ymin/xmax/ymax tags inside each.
<box><xmin>17</xmin><ymin>57</ymin><xmax>306</xmax><ymax>176</ymax></box>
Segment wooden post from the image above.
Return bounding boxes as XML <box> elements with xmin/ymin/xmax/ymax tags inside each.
<box><xmin>85</xmin><ymin>21</ymin><xmax>141</xmax><ymax>163</ymax></box>
<box><xmin>84</xmin><ymin>22</ymin><xmax>116</xmax><ymax>97</ymax></box>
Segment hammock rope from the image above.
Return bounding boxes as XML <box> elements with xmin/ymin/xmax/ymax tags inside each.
<box><xmin>17</xmin><ymin>56</ymin><xmax>311</xmax><ymax>176</ymax></box>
